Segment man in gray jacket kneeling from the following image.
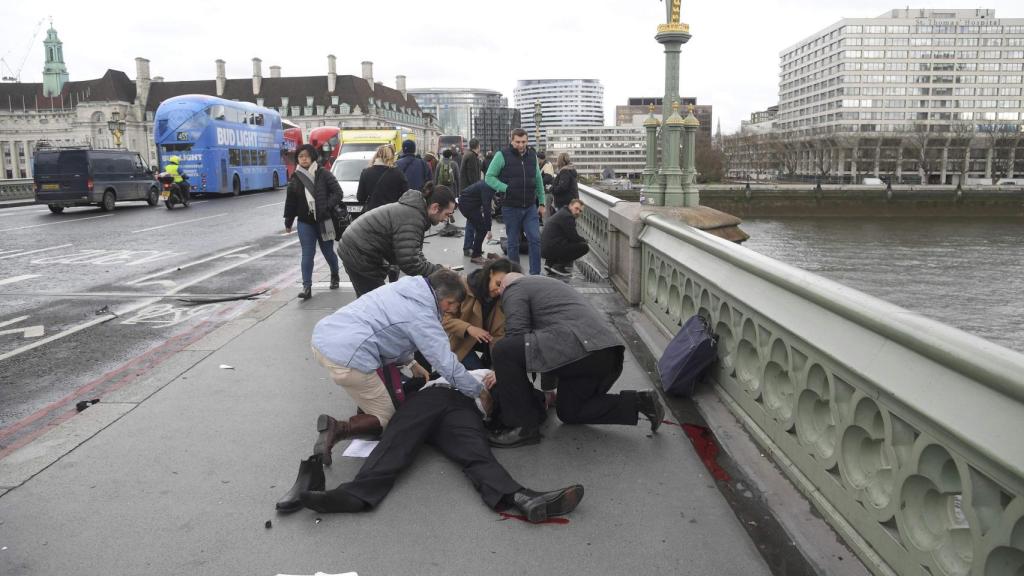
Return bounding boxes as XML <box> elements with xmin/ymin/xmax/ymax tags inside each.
<box><xmin>487</xmin><ymin>273</ymin><xmax>665</xmax><ymax>447</ymax></box>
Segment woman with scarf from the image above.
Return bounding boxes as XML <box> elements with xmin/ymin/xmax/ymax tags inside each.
<box><xmin>442</xmin><ymin>258</ymin><xmax>521</xmax><ymax>370</ymax></box>
<box><xmin>284</xmin><ymin>144</ymin><xmax>343</xmax><ymax>299</ymax></box>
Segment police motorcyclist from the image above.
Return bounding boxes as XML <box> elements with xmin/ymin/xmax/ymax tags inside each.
<box><xmin>164</xmin><ymin>156</ymin><xmax>190</xmax><ymax>206</ymax></box>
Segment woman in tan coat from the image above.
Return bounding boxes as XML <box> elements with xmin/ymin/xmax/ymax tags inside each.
<box><xmin>443</xmin><ymin>258</ymin><xmax>521</xmax><ymax>369</ymax></box>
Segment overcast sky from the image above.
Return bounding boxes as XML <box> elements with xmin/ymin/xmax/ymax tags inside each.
<box><xmin>2</xmin><ymin>1</ymin><xmax>1021</xmax><ymax>133</ymax></box>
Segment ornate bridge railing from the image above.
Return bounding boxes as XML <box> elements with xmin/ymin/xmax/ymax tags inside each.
<box><xmin>0</xmin><ymin>179</ymin><xmax>34</xmax><ymax>202</ymax></box>
<box><xmin>576</xmin><ymin>184</ymin><xmax>622</xmax><ymax>267</ymax></box>
<box><xmin>583</xmin><ymin>198</ymin><xmax>1024</xmax><ymax>576</ymax></box>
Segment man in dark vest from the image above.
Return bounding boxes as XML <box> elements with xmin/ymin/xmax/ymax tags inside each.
<box><xmin>484</xmin><ymin>128</ymin><xmax>546</xmax><ymax>275</ymax></box>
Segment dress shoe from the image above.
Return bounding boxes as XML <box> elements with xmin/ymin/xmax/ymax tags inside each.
<box><xmin>470</xmin><ymin>256</ymin><xmax>488</xmax><ymax>265</ymax></box>
<box><xmin>275</xmin><ymin>456</ymin><xmax>325</xmax><ymax>513</ymax></box>
<box><xmin>637</xmin><ymin>390</ymin><xmax>665</xmax><ymax>432</ymax></box>
<box><xmin>329</xmin><ymin>273</ymin><xmax>341</xmax><ymax>289</ymax></box>
<box><xmin>488</xmin><ymin>426</ymin><xmax>541</xmax><ymax>448</ymax></box>
<box><xmin>511</xmin><ymin>485</ymin><xmax>584</xmax><ymax>523</ymax></box>
<box><xmin>314</xmin><ymin>413</ymin><xmax>382</xmax><ymax>466</ymax></box>
<box><xmin>300</xmin><ymin>487</ymin><xmax>369</xmax><ymax>513</ymax></box>
<box><xmin>298</xmin><ymin>284</ymin><xmax>312</xmax><ymax>299</ymax></box>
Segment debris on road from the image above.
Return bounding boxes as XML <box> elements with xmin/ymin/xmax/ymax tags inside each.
<box><xmin>75</xmin><ymin>398</ymin><xmax>100</xmax><ymax>412</ymax></box>
<box><xmin>219</xmin><ymin>364</ymin><xmax>234</xmax><ymax>370</ymax></box>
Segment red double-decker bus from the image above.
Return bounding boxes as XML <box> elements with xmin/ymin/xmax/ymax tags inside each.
<box><xmin>282</xmin><ymin>119</ymin><xmax>302</xmax><ymax>180</ymax></box>
<box><xmin>309</xmin><ymin>126</ymin><xmax>341</xmax><ymax>170</ymax></box>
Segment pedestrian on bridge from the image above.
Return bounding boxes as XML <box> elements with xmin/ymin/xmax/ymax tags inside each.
<box><xmin>307</xmin><ymin>269</ymin><xmax>490</xmax><ymax>466</ymax></box>
<box><xmin>442</xmin><ymin>257</ymin><xmax>520</xmax><ymax>370</ymax></box>
<box><xmin>484</xmin><ymin>128</ymin><xmax>546</xmax><ymax>275</ymax></box>
<box><xmin>357</xmin><ymin>144</ymin><xmax>407</xmax><ymax>211</ymax></box>
<box><xmin>541</xmin><ymin>198</ymin><xmax>589</xmax><ymax>277</ymax></box>
<box><xmin>458</xmin><ymin>179</ymin><xmax>495</xmax><ymax>264</ymax></box>
<box><xmin>487</xmin><ymin>273</ymin><xmax>665</xmax><ymax>447</ymax></box>
<box><xmin>337</xmin><ymin>182</ymin><xmax>456</xmax><ymax>297</ymax></box>
<box><xmin>284</xmin><ymin>144</ymin><xmax>343</xmax><ymax>300</ymax></box>
<box><xmin>395</xmin><ymin>140</ymin><xmax>432</xmax><ymax>192</ymax></box>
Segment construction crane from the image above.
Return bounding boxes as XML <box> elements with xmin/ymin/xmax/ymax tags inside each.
<box><xmin>1</xmin><ymin>18</ymin><xmax>48</xmax><ymax>83</ymax></box>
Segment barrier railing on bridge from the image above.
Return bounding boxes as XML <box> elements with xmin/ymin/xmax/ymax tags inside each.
<box><xmin>579</xmin><ymin>193</ymin><xmax>1024</xmax><ymax>576</ymax></box>
<box><xmin>0</xmin><ymin>179</ymin><xmax>34</xmax><ymax>202</ymax></box>
<box><xmin>576</xmin><ymin>184</ymin><xmax>621</xmax><ymax>267</ymax></box>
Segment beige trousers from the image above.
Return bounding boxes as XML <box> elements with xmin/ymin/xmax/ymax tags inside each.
<box><xmin>312</xmin><ymin>346</ymin><xmax>395</xmax><ymax>428</ymax></box>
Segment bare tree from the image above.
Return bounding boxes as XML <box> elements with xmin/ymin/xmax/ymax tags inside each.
<box><xmin>949</xmin><ymin>120</ymin><xmax>976</xmax><ymax>184</ymax></box>
<box><xmin>902</xmin><ymin>125</ymin><xmax>940</xmax><ymax>183</ymax></box>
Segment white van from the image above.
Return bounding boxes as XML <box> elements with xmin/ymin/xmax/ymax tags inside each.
<box><xmin>861</xmin><ymin>177</ymin><xmax>884</xmax><ymax>185</ymax></box>
<box><xmin>330</xmin><ymin>150</ymin><xmax>375</xmax><ymax>215</ymax></box>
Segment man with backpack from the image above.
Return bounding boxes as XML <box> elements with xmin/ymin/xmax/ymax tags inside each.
<box><xmin>434</xmin><ymin>148</ymin><xmax>461</xmax><ymax>196</ymax></box>
<box><xmin>395</xmin><ymin>140</ymin><xmax>433</xmax><ymax>192</ymax></box>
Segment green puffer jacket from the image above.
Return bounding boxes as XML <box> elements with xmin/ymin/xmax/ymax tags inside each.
<box><xmin>337</xmin><ymin>189</ymin><xmax>443</xmax><ymax>280</ymax></box>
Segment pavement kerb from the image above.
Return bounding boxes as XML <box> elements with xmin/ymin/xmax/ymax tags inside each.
<box><xmin>0</xmin><ymin>266</ymin><xmax>305</xmax><ymax>493</ymax></box>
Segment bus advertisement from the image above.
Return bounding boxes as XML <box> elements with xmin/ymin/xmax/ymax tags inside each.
<box><xmin>309</xmin><ymin>126</ymin><xmax>341</xmax><ymax>170</ymax></box>
<box><xmin>282</xmin><ymin>120</ymin><xmax>302</xmax><ymax>180</ymax></box>
<box><xmin>154</xmin><ymin>94</ymin><xmax>285</xmax><ymax>195</ymax></box>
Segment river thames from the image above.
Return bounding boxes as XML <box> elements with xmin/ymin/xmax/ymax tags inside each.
<box><xmin>739</xmin><ymin>217</ymin><xmax>1024</xmax><ymax>353</ymax></box>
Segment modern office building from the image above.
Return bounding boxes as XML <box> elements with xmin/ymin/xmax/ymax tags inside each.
<box><xmin>406</xmin><ymin>87</ymin><xmax>520</xmax><ymax>153</ymax></box>
<box><xmin>545</xmin><ymin>126</ymin><xmax>646</xmax><ymax>180</ymax></box>
<box><xmin>615</xmin><ymin>96</ymin><xmax>713</xmax><ymax>143</ymax></box>
<box><xmin>0</xmin><ymin>29</ymin><xmax>437</xmax><ymax>176</ymax></box>
<box><xmin>776</xmin><ymin>8</ymin><xmax>1024</xmax><ymax>182</ymax></box>
<box><xmin>740</xmin><ymin>105</ymin><xmax>779</xmax><ymax>135</ymax></box>
<box><xmin>514</xmin><ymin>79</ymin><xmax>604</xmax><ymax>149</ymax></box>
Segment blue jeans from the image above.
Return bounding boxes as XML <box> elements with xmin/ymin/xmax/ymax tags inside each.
<box><xmin>502</xmin><ymin>205</ymin><xmax>541</xmax><ymax>274</ymax></box>
<box><xmin>298</xmin><ymin>220</ymin><xmax>339</xmax><ymax>286</ymax></box>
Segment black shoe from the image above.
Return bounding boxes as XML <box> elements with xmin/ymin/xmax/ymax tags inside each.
<box><xmin>488</xmin><ymin>426</ymin><xmax>541</xmax><ymax>448</ymax></box>
<box><xmin>300</xmin><ymin>487</ymin><xmax>369</xmax><ymax>513</ymax></box>
<box><xmin>512</xmin><ymin>485</ymin><xmax>584</xmax><ymax>523</ymax></box>
<box><xmin>275</xmin><ymin>456</ymin><xmax>325</xmax><ymax>513</ymax></box>
<box><xmin>637</xmin><ymin>390</ymin><xmax>665</xmax><ymax>432</ymax></box>
<box><xmin>329</xmin><ymin>274</ymin><xmax>340</xmax><ymax>289</ymax></box>
<box><xmin>298</xmin><ymin>284</ymin><xmax>312</xmax><ymax>299</ymax></box>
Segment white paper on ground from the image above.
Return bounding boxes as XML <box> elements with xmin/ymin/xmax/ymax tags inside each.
<box><xmin>342</xmin><ymin>439</ymin><xmax>378</xmax><ymax>458</ymax></box>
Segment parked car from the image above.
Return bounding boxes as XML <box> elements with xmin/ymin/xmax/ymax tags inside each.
<box><xmin>996</xmin><ymin>178</ymin><xmax>1021</xmax><ymax>186</ymax></box>
<box><xmin>861</xmin><ymin>177</ymin><xmax>885</xmax><ymax>185</ymax></box>
<box><xmin>330</xmin><ymin>150</ymin><xmax>375</xmax><ymax>216</ymax></box>
<box><xmin>34</xmin><ymin>147</ymin><xmax>159</xmax><ymax>213</ymax></box>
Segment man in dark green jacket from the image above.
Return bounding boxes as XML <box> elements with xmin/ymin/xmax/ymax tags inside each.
<box><xmin>484</xmin><ymin>128</ymin><xmax>546</xmax><ymax>275</ymax></box>
<box><xmin>337</xmin><ymin>186</ymin><xmax>456</xmax><ymax>296</ymax></box>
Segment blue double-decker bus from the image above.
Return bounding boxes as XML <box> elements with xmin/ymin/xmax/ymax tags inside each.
<box><xmin>153</xmin><ymin>95</ymin><xmax>285</xmax><ymax>195</ymax></box>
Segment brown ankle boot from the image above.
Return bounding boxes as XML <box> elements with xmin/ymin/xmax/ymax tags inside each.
<box><xmin>313</xmin><ymin>414</ymin><xmax>348</xmax><ymax>466</ymax></box>
<box><xmin>347</xmin><ymin>414</ymin><xmax>382</xmax><ymax>438</ymax></box>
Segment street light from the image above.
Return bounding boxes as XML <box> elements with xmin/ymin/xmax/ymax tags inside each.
<box><xmin>533</xmin><ymin>101</ymin><xmax>542</xmax><ymax>151</ymax></box>
<box><xmin>107</xmin><ymin>110</ymin><xmax>126</xmax><ymax>148</ymax></box>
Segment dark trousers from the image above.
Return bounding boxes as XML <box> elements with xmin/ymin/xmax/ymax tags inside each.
<box><xmin>543</xmin><ymin>242</ymin><xmax>590</xmax><ymax>267</ymax></box>
<box><xmin>342</xmin><ymin>261</ymin><xmax>386</xmax><ymax>297</ymax></box>
<box><xmin>460</xmin><ymin>204</ymin><xmax>489</xmax><ymax>257</ymax></box>
<box><xmin>492</xmin><ymin>337</ymin><xmax>637</xmax><ymax>429</ymax></box>
<box><xmin>335</xmin><ymin>387</ymin><xmax>522</xmax><ymax>509</ymax></box>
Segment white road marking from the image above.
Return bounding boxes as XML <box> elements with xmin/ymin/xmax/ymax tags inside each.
<box><xmin>0</xmin><ymin>316</ymin><xmax>44</xmax><ymax>339</ymax></box>
<box><xmin>0</xmin><ymin>214</ymin><xmax>112</xmax><ymax>232</ymax></box>
<box><xmin>0</xmin><ymin>274</ymin><xmax>40</xmax><ymax>286</ymax></box>
<box><xmin>0</xmin><ymin>209</ymin><xmax>48</xmax><ymax>218</ymax></box>
<box><xmin>126</xmin><ymin>245</ymin><xmax>253</xmax><ymax>285</ymax></box>
<box><xmin>0</xmin><ymin>244</ymin><xmax>74</xmax><ymax>261</ymax></box>
<box><xmin>31</xmin><ymin>250</ymin><xmax>182</xmax><ymax>266</ymax></box>
<box><xmin>132</xmin><ymin>280</ymin><xmax>177</xmax><ymax>288</ymax></box>
<box><xmin>0</xmin><ymin>238</ymin><xmax>299</xmax><ymax>362</ymax></box>
<box><xmin>131</xmin><ymin>213</ymin><xmax>227</xmax><ymax>233</ymax></box>
<box><xmin>257</xmin><ymin>201</ymin><xmax>285</xmax><ymax>209</ymax></box>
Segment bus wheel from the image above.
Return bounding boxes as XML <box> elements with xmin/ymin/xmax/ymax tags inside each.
<box><xmin>232</xmin><ymin>176</ymin><xmax>241</xmax><ymax>196</ymax></box>
<box><xmin>48</xmin><ymin>204</ymin><xmax>64</xmax><ymax>214</ymax></box>
<box><xmin>273</xmin><ymin>172</ymin><xmax>279</xmax><ymax>189</ymax></box>
<box><xmin>100</xmin><ymin>190</ymin><xmax>116</xmax><ymax>212</ymax></box>
<box><xmin>146</xmin><ymin>187</ymin><xmax>159</xmax><ymax>206</ymax></box>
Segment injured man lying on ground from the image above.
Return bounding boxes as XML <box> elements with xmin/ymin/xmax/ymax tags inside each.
<box><xmin>276</xmin><ymin>369</ymin><xmax>584</xmax><ymax>523</ymax></box>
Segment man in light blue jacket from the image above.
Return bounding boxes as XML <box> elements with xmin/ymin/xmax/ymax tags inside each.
<box><xmin>309</xmin><ymin>269</ymin><xmax>491</xmax><ymax>465</ymax></box>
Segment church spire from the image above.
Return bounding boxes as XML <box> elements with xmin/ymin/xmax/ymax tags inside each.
<box><xmin>42</xmin><ymin>21</ymin><xmax>69</xmax><ymax>97</ymax></box>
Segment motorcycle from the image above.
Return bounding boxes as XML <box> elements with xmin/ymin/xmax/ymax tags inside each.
<box><xmin>158</xmin><ymin>173</ymin><xmax>191</xmax><ymax>209</ymax></box>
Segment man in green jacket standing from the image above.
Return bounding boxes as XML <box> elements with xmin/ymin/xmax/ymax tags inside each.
<box><xmin>484</xmin><ymin>128</ymin><xmax>546</xmax><ymax>275</ymax></box>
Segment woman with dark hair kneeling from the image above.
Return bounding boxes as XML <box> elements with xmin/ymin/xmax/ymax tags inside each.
<box><xmin>443</xmin><ymin>257</ymin><xmax>522</xmax><ymax>369</ymax></box>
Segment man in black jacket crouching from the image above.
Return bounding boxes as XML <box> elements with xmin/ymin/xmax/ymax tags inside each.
<box><xmin>540</xmin><ymin>199</ymin><xmax>589</xmax><ymax>277</ymax></box>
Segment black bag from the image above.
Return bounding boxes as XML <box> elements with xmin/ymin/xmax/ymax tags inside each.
<box><xmin>657</xmin><ymin>315</ymin><xmax>718</xmax><ymax>397</ymax></box>
<box><xmin>499</xmin><ymin>231</ymin><xmax>530</xmax><ymax>255</ymax></box>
